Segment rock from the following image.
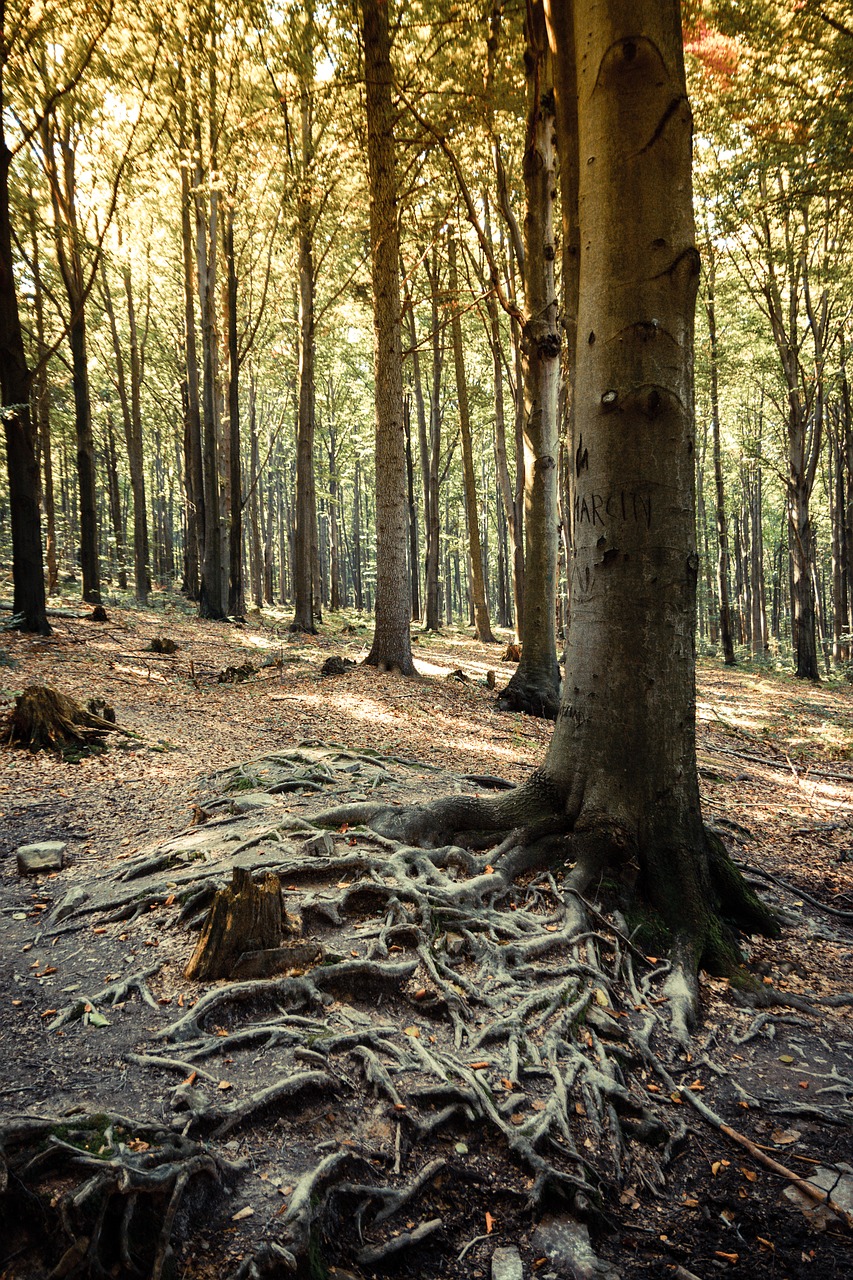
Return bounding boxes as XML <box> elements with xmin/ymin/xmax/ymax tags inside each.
<box><xmin>492</xmin><ymin>1245</ymin><xmax>524</xmax><ymax>1280</ymax></box>
<box><xmin>230</xmin><ymin>792</ymin><xmax>278</xmax><ymax>813</ymax></box>
<box><xmin>529</xmin><ymin>1215</ymin><xmax>620</xmax><ymax>1280</ymax></box>
<box><xmin>300</xmin><ymin>833</ymin><xmax>335</xmax><ymax>857</ymax></box>
<box><xmin>51</xmin><ymin>887</ymin><xmax>90</xmax><ymax>922</ymax></box>
<box><xmin>16</xmin><ymin>841</ymin><xmax>67</xmax><ymax>875</ymax></box>
<box><xmin>784</xmin><ymin>1166</ymin><xmax>853</xmax><ymax>1228</ymax></box>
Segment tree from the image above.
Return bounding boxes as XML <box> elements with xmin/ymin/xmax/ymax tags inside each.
<box><xmin>360</xmin><ymin>0</ymin><xmax>415</xmax><ymax>675</ymax></box>
<box><xmin>323</xmin><ymin>0</ymin><xmax>777</xmax><ymax>1034</ymax></box>
<box><xmin>0</xmin><ymin>13</ymin><xmax>49</xmax><ymax>634</ymax></box>
<box><xmin>498</xmin><ymin>0</ymin><xmax>562</xmax><ymax>718</ymax></box>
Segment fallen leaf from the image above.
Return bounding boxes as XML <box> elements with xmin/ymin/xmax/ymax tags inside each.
<box><xmin>42</xmin><ymin>966</ymin><xmax>57</xmax><ymax>976</ymax></box>
<box><xmin>688</xmin><ymin>1079</ymin><xmax>705</xmax><ymax>1091</ymax></box>
<box><xmin>484</xmin><ymin>865</ymin><xmax>495</xmax><ymax>875</ymax></box>
<box><xmin>469</xmin><ymin>1061</ymin><xmax>490</xmax><ymax>1070</ymax></box>
<box><xmin>531</xmin><ymin>1099</ymin><xmax>546</xmax><ymax>1112</ymax></box>
<box><xmin>683</xmin><ymin>1197</ymin><xmax>699</xmax><ymax>1208</ymax></box>
<box><xmin>715</xmin><ymin>1252</ymin><xmax>739</xmax><ymax>1264</ymax></box>
<box><xmin>798</xmin><ymin>1081</ymin><xmax>809</xmax><ymax>1089</ymax></box>
<box><xmin>182</xmin><ymin>1072</ymin><xmax>198</xmax><ymax>1086</ymax></box>
<box><xmin>404</xmin><ymin>1026</ymin><xmax>420</xmax><ymax>1038</ymax></box>
<box><xmin>670</xmin><ymin>1092</ymin><xmax>684</xmax><ymax>1104</ymax></box>
<box><xmin>232</xmin><ymin>1207</ymin><xmax>254</xmax><ymax>1221</ymax></box>
<box><xmin>41</xmin><ymin>1009</ymin><xmax>57</xmax><ymax>1018</ymax></box>
<box><xmin>485</xmin><ymin>1211</ymin><xmax>495</xmax><ymax>1234</ymax></box>
<box><xmin>771</xmin><ymin>1129</ymin><xmax>801</xmax><ymax>1145</ymax></box>
<box><xmin>757</xmin><ymin>1237</ymin><xmax>775</xmax><ymax>1252</ymax></box>
<box><xmin>741</xmin><ymin>1168</ymin><xmax>757</xmax><ymax>1183</ymax></box>
<box><xmin>779</xmin><ymin>1054</ymin><xmax>795</xmax><ymax>1065</ymax></box>
<box><xmin>218</xmin><ymin>1081</ymin><xmax>232</xmax><ymax>1091</ymax></box>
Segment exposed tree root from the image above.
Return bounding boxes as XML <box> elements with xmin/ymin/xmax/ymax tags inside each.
<box><xmin>0</xmin><ymin>1113</ymin><xmax>239</xmax><ymax>1279</ymax></box>
<box><xmin>16</xmin><ymin>743</ymin><xmax>847</xmax><ymax>1279</ymax></box>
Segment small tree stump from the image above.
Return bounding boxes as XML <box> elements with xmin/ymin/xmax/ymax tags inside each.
<box><xmin>3</xmin><ymin>685</ymin><xmax>127</xmax><ymax>751</ymax></box>
<box><xmin>184</xmin><ymin>867</ymin><xmax>284</xmax><ymax>981</ymax></box>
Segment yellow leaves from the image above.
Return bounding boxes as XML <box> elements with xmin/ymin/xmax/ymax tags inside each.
<box><xmin>403</xmin><ymin>1025</ymin><xmax>420</xmax><ymax>1038</ymax></box>
<box><xmin>218</xmin><ymin>1080</ymin><xmax>232</xmax><ymax>1091</ymax></box>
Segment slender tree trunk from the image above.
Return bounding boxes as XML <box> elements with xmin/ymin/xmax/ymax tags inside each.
<box><xmin>360</xmin><ymin>0</ymin><xmax>414</xmax><ymax>673</ymax></box>
<box><xmin>706</xmin><ymin>250</ymin><xmax>735</xmax><ymax>664</ymax></box>
<box><xmin>225</xmin><ymin>204</ymin><xmax>243</xmax><ymax>617</ymax></box>
<box><xmin>28</xmin><ymin>197</ymin><xmax>58</xmax><ymax>598</ymax></box>
<box><xmin>404</xmin><ymin>396</ymin><xmax>420</xmax><ymax>621</ymax></box>
<box><xmin>104</xmin><ymin>412</ymin><xmax>128</xmax><ymax>589</ymax></box>
<box><xmin>121</xmin><ymin>253</ymin><xmax>151</xmax><ymax>603</ymax></box>
<box><xmin>0</xmin><ymin>132</ymin><xmax>49</xmax><ymax>631</ymax></box>
<box><xmin>500</xmin><ymin>0</ymin><xmax>561</xmax><ymax>717</ymax></box>
<box><xmin>448</xmin><ymin>229</ymin><xmax>494</xmax><ymax>643</ymax></box>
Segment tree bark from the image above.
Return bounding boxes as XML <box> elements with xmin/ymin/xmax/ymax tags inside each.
<box><xmin>448</xmin><ymin>229</ymin><xmax>495</xmax><ymax>643</ymax></box>
<box><xmin>500</xmin><ymin>0</ymin><xmax>561</xmax><ymax>718</ymax></box>
<box><xmin>360</xmin><ymin>0</ymin><xmax>414</xmax><ymax>674</ymax></box>
<box><xmin>705</xmin><ymin>247</ymin><xmax>736</xmax><ymax>664</ymax></box>
<box><xmin>225</xmin><ymin>203</ymin><xmax>243</xmax><ymax>617</ymax></box>
<box><xmin>0</xmin><ymin>131</ymin><xmax>49</xmax><ymax>632</ymax></box>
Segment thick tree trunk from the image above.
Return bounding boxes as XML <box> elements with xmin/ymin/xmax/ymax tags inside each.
<box><xmin>545</xmin><ymin>0</ymin><xmax>770</xmax><ymax>986</ymax></box>
<box><xmin>500</xmin><ymin>0</ymin><xmax>561</xmax><ymax>717</ymax></box>
<box><xmin>360</xmin><ymin>0</ymin><xmax>414</xmax><ymax>674</ymax></box>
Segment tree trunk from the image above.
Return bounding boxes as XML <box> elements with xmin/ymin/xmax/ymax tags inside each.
<box><xmin>0</xmin><ymin>134</ymin><xmax>49</xmax><ymax>632</ymax></box>
<box><xmin>545</xmin><ymin>0</ymin><xmax>772</xmax><ymax>992</ymax></box>
<box><xmin>104</xmin><ymin>412</ymin><xmax>128</xmax><ymax>590</ymax></box>
<box><xmin>360</xmin><ymin>0</ymin><xmax>414</xmax><ymax>674</ymax></box>
<box><xmin>225</xmin><ymin>204</ymin><xmax>243</xmax><ymax>617</ymax></box>
<box><xmin>194</xmin><ymin>80</ymin><xmax>227</xmax><ymax>620</ymax></box>
<box><xmin>705</xmin><ymin>249</ymin><xmax>736</xmax><ymax>664</ymax></box>
<box><xmin>448</xmin><ymin>229</ymin><xmax>494</xmax><ymax>643</ymax></box>
<box><xmin>180</xmin><ymin>95</ymin><xmax>204</xmax><ymax>602</ymax></box>
<box><xmin>28</xmin><ymin>197</ymin><xmax>58</xmax><ymax>598</ymax></box>
<box><xmin>122</xmin><ymin>254</ymin><xmax>151</xmax><ymax>604</ymax></box>
<box><xmin>500</xmin><ymin>0</ymin><xmax>561</xmax><ymax>717</ymax></box>
<box><xmin>404</xmin><ymin>395</ymin><xmax>420</xmax><ymax>621</ymax></box>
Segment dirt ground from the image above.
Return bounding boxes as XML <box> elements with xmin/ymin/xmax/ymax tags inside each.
<box><xmin>0</xmin><ymin>597</ymin><xmax>851</xmax><ymax>1280</ymax></box>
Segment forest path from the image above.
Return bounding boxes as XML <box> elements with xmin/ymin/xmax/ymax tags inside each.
<box><xmin>1</xmin><ymin>600</ymin><xmax>852</xmax><ymax>1279</ymax></box>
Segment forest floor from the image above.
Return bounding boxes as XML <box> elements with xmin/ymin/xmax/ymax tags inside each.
<box><xmin>0</xmin><ymin>594</ymin><xmax>852</xmax><ymax>1280</ymax></box>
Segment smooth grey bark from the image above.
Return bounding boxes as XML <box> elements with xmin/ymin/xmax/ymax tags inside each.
<box><xmin>499</xmin><ymin>0</ymin><xmax>561</xmax><ymax>718</ymax></box>
<box><xmin>448</xmin><ymin>229</ymin><xmax>495</xmax><ymax>644</ymax></box>
<box><xmin>360</xmin><ymin>0</ymin><xmax>414</xmax><ymax>673</ymax></box>
<box><xmin>704</xmin><ymin>246</ymin><xmax>735</xmax><ymax>664</ymax></box>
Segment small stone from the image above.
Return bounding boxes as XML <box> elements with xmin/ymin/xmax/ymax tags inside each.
<box><xmin>530</xmin><ymin>1214</ymin><xmax>620</xmax><ymax>1280</ymax></box>
<box><xmin>454</xmin><ymin>1142</ymin><xmax>469</xmax><ymax>1155</ymax></box>
<box><xmin>230</xmin><ymin>792</ymin><xmax>278</xmax><ymax>813</ymax></box>
<box><xmin>16</xmin><ymin>841</ymin><xmax>67</xmax><ymax>875</ymax></box>
<box><xmin>300</xmin><ymin>833</ymin><xmax>336</xmax><ymax>858</ymax></box>
<box><xmin>51</xmin><ymin>888</ymin><xmax>90</xmax><ymax>922</ymax></box>
<box><xmin>492</xmin><ymin>1245</ymin><xmax>523</xmax><ymax>1280</ymax></box>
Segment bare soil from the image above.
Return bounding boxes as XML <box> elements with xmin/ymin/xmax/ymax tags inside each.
<box><xmin>0</xmin><ymin>598</ymin><xmax>851</xmax><ymax>1280</ymax></box>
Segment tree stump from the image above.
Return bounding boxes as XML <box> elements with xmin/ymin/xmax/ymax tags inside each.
<box><xmin>3</xmin><ymin>685</ymin><xmax>127</xmax><ymax>751</ymax></box>
<box><xmin>184</xmin><ymin>867</ymin><xmax>285</xmax><ymax>981</ymax></box>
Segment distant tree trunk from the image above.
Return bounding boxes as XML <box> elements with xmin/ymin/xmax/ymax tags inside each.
<box><xmin>193</xmin><ymin>73</ymin><xmax>227</xmax><ymax>619</ymax></box>
<box><xmin>360</xmin><ymin>0</ymin><xmax>414</xmax><ymax>673</ymax></box>
<box><xmin>328</xmin><ymin>418</ymin><xmax>343</xmax><ymax>612</ymax></box>
<box><xmin>404</xmin><ymin>396</ymin><xmax>420</xmax><ymax>621</ymax></box>
<box><xmin>104</xmin><ymin>412</ymin><xmax>128</xmax><ymax>589</ymax></box>
<box><xmin>483</xmin><ymin>194</ymin><xmax>523</xmax><ymax>639</ymax></box>
<box><xmin>248</xmin><ymin>374</ymin><xmax>263</xmax><ymax>608</ymax></box>
<box><xmin>0</xmin><ymin>124</ymin><xmax>49</xmax><ymax>631</ymax></box>
<box><xmin>500</xmin><ymin>0</ymin><xmax>561</xmax><ymax>717</ymax></box>
<box><xmin>225</xmin><ymin>204</ymin><xmax>243</xmax><ymax>617</ymax></box>
<box><xmin>28</xmin><ymin>196</ymin><xmax>58</xmax><ymax>598</ymax></box>
<box><xmin>421</xmin><ymin>248</ymin><xmax>443</xmax><ymax>632</ymax></box>
<box><xmin>352</xmin><ymin>457</ymin><xmax>364</xmax><ymax>612</ymax></box>
<box><xmin>448</xmin><ymin>229</ymin><xmax>494</xmax><ymax>643</ymax></box>
<box><xmin>706</xmin><ymin>249</ymin><xmax>735</xmax><ymax>664</ymax></box>
<box><xmin>121</xmin><ymin>252</ymin><xmax>151</xmax><ymax>603</ymax></box>
<box><xmin>179</xmin><ymin>95</ymin><xmax>203</xmax><ymax>601</ymax></box>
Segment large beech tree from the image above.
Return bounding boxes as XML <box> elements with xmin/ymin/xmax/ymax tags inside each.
<box><xmin>323</xmin><ymin>0</ymin><xmax>777</xmax><ymax>1031</ymax></box>
<box><xmin>360</xmin><ymin>0</ymin><xmax>415</xmax><ymax>675</ymax></box>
